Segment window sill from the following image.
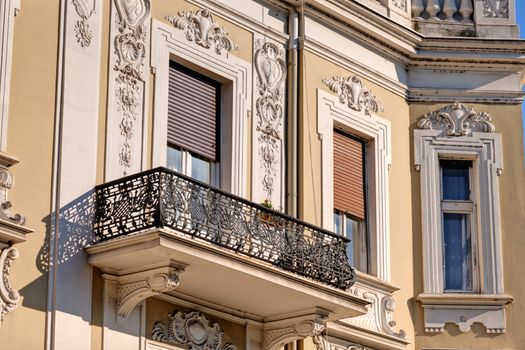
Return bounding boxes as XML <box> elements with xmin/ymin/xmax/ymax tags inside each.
<box><xmin>417</xmin><ymin>293</ymin><xmax>513</xmax><ymax>334</ymax></box>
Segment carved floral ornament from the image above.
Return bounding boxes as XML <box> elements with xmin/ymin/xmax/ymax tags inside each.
<box><xmin>152</xmin><ymin>311</ymin><xmax>236</xmax><ymax>350</ymax></box>
<box><xmin>322</xmin><ymin>76</ymin><xmax>383</xmax><ymax>116</ymax></box>
<box><xmin>71</xmin><ymin>0</ymin><xmax>96</xmax><ymax>47</ymax></box>
<box><xmin>482</xmin><ymin>0</ymin><xmax>509</xmax><ymax>18</ymax></box>
<box><xmin>417</xmin><ymin>103</ymin><xmax>495</xmax><ymax>137</ymax></box>
<box><xmin>113</xmin><ymin>0</ymin><xmax>151</xmax><ymax>175</ymax></box>
<box><xmin>166</xmin><ymin>9</ymin><xmax>238</xmax><ymax>55</ymax></box>
<box><xmin>254</xmin><ymin>40</ymin><xmax>287</xmax><ymax>200</ymax></box>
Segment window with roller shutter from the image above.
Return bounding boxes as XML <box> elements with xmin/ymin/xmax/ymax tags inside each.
<box><xmin>166</xmin><ymin>62</ymin><xmax>220</xmax><ymax>185</ymax></box>
<box><xmin>332</xmin><ymin>129</ymin><xmax>369</xmax><ymax>273</ymax></box>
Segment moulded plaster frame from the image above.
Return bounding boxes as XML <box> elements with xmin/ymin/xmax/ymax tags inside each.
<box><xmin>0</xmin><ymin>0</ymin><xmax>20</xmax><ymax>151</ymax></box>
<box><xmin>414</xmin><ymin>127</ymin><xmax>509</xmax><ymax>333</ymax></box>
<box><xmin>150</xmin><ymin>19</ymin><xmax>251</xmax><ymax>197</ymax></box>
<box><xmin>317</xmin><ymin>89</ymin><xmax>392</xmax><ymax>282</ymax></box>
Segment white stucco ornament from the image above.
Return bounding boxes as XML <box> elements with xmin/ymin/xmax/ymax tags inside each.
<box><xmin>417</xmin><ymin>102</ymin><xmax>495</xmax><ymax>136</ymax></box>
<box><xmin>152</xmin><ymin>310</ymin><xmax>236</xmax><ymax>350</ymax></box>
<box><xmin>322</xmin><ymin>75</ymin><xmax>383</xmax><ymax>116</ymax></box>
<box><xmin>0</xmin><ymin>247</ymin><xmax>20</xmax><ymax>322</ymax></box>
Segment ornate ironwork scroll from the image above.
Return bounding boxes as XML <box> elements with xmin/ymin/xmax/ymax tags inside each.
<box><xmin>92</xmin><ymin>168</ymin><xmax>355</xmax><ymax>290</ymax></box>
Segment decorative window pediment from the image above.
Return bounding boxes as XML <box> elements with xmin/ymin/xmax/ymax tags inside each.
<box><xmin>322</xmin><ymin>75</ymin><xmax>383</xmax><ymax>116</ymax></box>
<box><xmin>414</xmin><ymin>103</ymin><xmax>510</xmax><ymax>334</ymax></box>
<box><xmin>165</xmin><ymin>9</ymin><xmax>238</xmax><ymax>55</ymax></box>
<box><xmin>417</xmin><ymin>102</ymin><xmax>495</xmax><ymax>137</ymax></box>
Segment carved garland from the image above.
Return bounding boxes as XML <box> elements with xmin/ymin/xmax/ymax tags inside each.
<box><xmin>71</xmin><ymin>0</ymin><xmax>96</xmax><ymax>47</ymax></box>
<box><xmin>482</xmin><ymin>0</ymin><xmax>508</xmax><ymax>18</ymax></box>
<box><xmin>152</xmin><ymin>311</ymin><xmax>236</xmax><ymax>350</ymax></box>
<box><xmin>0</xmin><ymin>247</ymin><xmax>20</xmax><ymax>321</ymax></box>
<box><xmin>265</xmin><ymin>320</ymin><xmax>325</xmax><ymax>350</ymax></box>
<box><xmin>113</xmin><ymin>0</ymin><xmax>150</xmax><ymax>175</ymax></box>
<box><xmin>322</xmin><ymin>76</ymin><xmax>383</xmax><ymax>116</ymax></box>
<box><xmin>391</xmin><ymin>0</ymin><xmax>407</xmax><ymax>12</ymax></box>
<box><xmin>166</xmin><ymin>9</ymin><xmax>238</xmax><ymax>55</ymax></box>
<box><xmin>417</xmin><ymin>102</ymin><xmax>495</xmax><ymax>137</ymax></box>
<box><xmin>254</xmin><ymin>40</ymin><xmax>286</xmax><ymax>200</ymax></box>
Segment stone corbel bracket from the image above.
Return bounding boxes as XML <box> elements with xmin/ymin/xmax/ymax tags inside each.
<box><xmin>0</xmin><ymin>246</ymin><xmax>19</xmax><ymax>322</ymax></box>
<box><xmin>418</xmin><ymin>293</ymin><xmax>513</xmax><ymax>334</ymax></box>
<box><xmin>264</xmin><ymin>313</ymin><xmax>328</xmax><ymax>350</ymax></box>
<box><xmin>107</xmin><ymin>262</ymin><xmax>185</xmax><ymax>318</ymax></box>
<box><xmin>0</xmin><ymin>152</ymin><xmax>28</xmax><ymax>226</ymax></box>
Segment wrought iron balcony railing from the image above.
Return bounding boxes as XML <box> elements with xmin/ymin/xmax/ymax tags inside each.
<box><xmin>93</xmin><ymin>168</ymin><xmax>355</xmax><ymax>290</ymax></box>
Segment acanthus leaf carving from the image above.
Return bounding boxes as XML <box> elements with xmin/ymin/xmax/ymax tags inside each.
<box><xmin>152</xmin><ymin>310</ymin><xmax>236</xmax><ymax>350</ymax></box>
<box><xmin>254</xmin><ymin>40</ymin><xmax>286</xmax><ymax>200</ymax></box>
<box><xmin>322</xmin><ymin>76</ymin><xmax>383</xmax><ymax>116</ymax></box>
<box><xmin>482</xmin><ymin>0</ymin><xmax>509</xmax><ymax>18</ymax></box>
<box><xmin>118</xmin><ymin>267</ymin><xmax>182</xmax><ymax>317</ymax></box>
<box><xmin>112</xmin><ymin>0</ymin><xmax>150</xmax><ymax>175</ymax></box>
<box><xmin>392</xmin><ymin>0</ymin><xmax>407</xmax><ymax>12</ymax></box>
<box><xmin>0</xmin><ymin>247</ymin><xmax>20</xmax><ymax>322</ymax></box>
<box><xmin>417</xmin><ymin>102</ymin><xmax>495</xmax><ymax>137</ymax></box>
<box><xmin>71</xmin><ymin>0</ymin><xmax>96</xmax><ymax>48</ymax></box>
<box><xmin>265</xmin><ymin>320</ymin><xmax>325</xmax><ymax>350</ymax></box>
<box><xmin>166</xmin><ymin>9</ymin><xmax>238</xmax><ymax>55</ymax></box>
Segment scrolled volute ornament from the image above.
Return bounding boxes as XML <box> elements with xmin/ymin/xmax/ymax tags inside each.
<box><xmin>152</xmin><ymin>310</ymin><xmax>236</xmax><ymax>350</ymax></box>
<box><xmin>166</xmin><ymin>9</ymin><xmax>238</xmax><ymax>55</ymax></box>
<box><xmin>0</xmin><ymin>247</ymin><xmax>20</xmax><ymax>321</ymax></box>
<box><xmin>417</xmin><ymin>103</ymin><xmax>495</xmax><ymax>137</ymax></box>
<box><xmin>322</xmin><ymin>75</ymin><xmax>383</xmax><ymax>116</ymax></box>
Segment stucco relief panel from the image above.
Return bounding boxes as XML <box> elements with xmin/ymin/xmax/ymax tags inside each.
<box><xmin>252</xmin><ymin>37</ymin><xmax>286</xmax><ymax>207</ymax></box>
<box><xmin>71</xmin><ymin>0</ymin><xmax>96</xmax><ymax>47</ymax></box>
<box><xmin>107</xmin><ymin>0</ymin><xmax>151</xmax><ymax>178</ymax></box>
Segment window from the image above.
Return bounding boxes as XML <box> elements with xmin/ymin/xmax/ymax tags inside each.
<box><xmin>166</xmin><ymin>62</ymin><xmax>220</xmax><ymax>186</ymax></box>
<box><xmin>332</xmin><ymin>130</ymin><xmax>369</xmax><ymax>272</ymax></box>
<box><xmin>414</xmin><ymin>103</ymin><xmax>511</xmax><ymax>334</ymax></box>
<box><xmin>439</xmin><ymin>160</ymin><xmax>476</xmax><ymax>292</ymax></box>
<box><xmin>151</xmin><ymin>21</ymin><xmax>250</xmax><ymax>197</ymax></box>
<box><xmin>317</xmin><ymin>88</ymin><xmax>391</xmax><ymax>281</ymax></box>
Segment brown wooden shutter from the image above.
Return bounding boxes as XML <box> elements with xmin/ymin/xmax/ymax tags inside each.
<box><xmin>168</xmin><ymin>63</ymin><xmax>219</xmax><ymax>161</ymax></box>
<box><xmin>333</xmin><ymin>130</ymin><xmax>365</xmax><ymax>220</ymax></box>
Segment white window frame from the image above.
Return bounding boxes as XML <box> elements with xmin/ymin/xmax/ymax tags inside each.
<box><xmin>151</xmin><ymin>19</ymin><xmax>251</xmax><ymax>197</ymax></box>
<box><xmin>317</xmin><ymin>89</ymin><xmax>392</xmax><ymax>281</ymax></box>
<box><xmin>414</xmin><ymin>104</ymin><xmax>512</xmax><ymax>334</ymax></box>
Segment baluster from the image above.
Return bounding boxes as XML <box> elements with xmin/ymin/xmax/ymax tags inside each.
<box><xmin>412</xmin><ymin>0</ymin><xmax>425</xmax><ymax>18</ymax></box>
<box><xmin>426</xmin><ymin>0</ymin><xmax>441</xmax><ymax>19</ymax></box>
<box><xmin>459</xmin><ymin>0</ymin><xmax>473</xmax><ymax>22</ymax></box>
<box><xmin>442</xmin><ymin>0</ymin><xmax>458</xmax><ymax>20</ymax></box>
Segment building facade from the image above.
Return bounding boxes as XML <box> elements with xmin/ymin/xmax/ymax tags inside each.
<box><xmin>0</xmin><ymin>0</ymin><xmax>524</xmax><ymax>349</ymax></box>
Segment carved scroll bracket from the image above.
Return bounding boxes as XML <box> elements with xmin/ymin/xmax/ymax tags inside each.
<box><xmin>110</xmin><ymin>263</ymin><xmax>185</xmax><ymax>317</ymax></box>
<box><xmin>0</xmin><ymin>246</ymin><xmax>20</xmax><ymax>323</ymax></box>
<box><xmin>264</xmin><ymin>316</ymin><xmax>327</xmax><ymax>350</ymax></box>
<box><xmin>152</xmin><ymin>310</ymin><xmax>236</xmax><ymax>350</ymax></box>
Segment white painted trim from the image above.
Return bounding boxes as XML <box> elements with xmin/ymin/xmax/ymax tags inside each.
<box><xmin>317</xmin><ymin>89</ymin><xmax>392</xmax><ymax>281</ymax></box>
<box><xmin>414</xmin><ymin>123</ymin><xmax>508</xmax><ymax>333</ymax></box>
<box><xmin>151</xmin><ymin>20</ymin><xmax>251</xmax><ymax>197</ymax></box>
<box><xmin>0</xmin><ymin>0</ymin><xmax>20</xmax><ymax>151</ymax></box>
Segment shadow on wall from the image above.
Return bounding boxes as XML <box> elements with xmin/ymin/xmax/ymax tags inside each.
<box><xmin>18</xmin><ymin>190</ymin><xmax>96</xmax><ymax>315</ymax></box>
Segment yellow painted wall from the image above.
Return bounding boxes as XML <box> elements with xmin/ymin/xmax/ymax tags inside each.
<box><xmin>0</xmin><ymin>0</ymin><xmax>60</xmax><ymax>349</ymax></box>
<box><xmin>411</xmin><ymin>103</ymin><xmax>525</xmax><ymax>349</ymax></box>
<box><xmin>299</xmin><ymin>50</ymin><xmax>416</xmax><ymax>348</ymax></box>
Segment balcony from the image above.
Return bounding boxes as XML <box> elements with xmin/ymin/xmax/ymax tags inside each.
<box><xmin>86</xmin><ymin>168</ymin><xmax>367</xmax><ymax>332</ymax></box>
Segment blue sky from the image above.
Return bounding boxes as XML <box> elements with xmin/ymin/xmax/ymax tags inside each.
<box><xmin>519</xmin><ymin>2</ymin><xmax>525</xmax><ymax>154</ymax></box>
